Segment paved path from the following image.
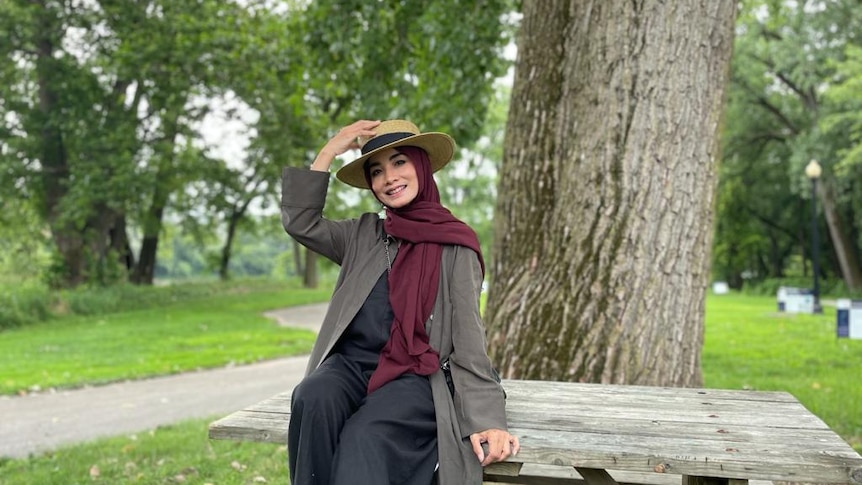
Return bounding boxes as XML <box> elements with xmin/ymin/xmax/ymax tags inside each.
<box><xmin>0</xmin><ymin>303</ymin><xmax>328</xmax><ymax>459</ymax></box>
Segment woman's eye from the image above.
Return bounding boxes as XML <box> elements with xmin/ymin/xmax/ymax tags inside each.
<box><xmin>394</xmin><ymin>159</ymin><xmax>406</xmax><ymax>166</ymax></box>
<box><xmin>371</xmin><ymin>169</ymin><xmax>382</xmax><ymax>177</ymax></box>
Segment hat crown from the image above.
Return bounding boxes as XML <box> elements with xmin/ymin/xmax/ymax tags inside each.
<box><xmin>337</xmin><ymin>119</ymin><xmax>454</xmax><ymax>189</ymax></box>
<box><xmin>358</xmin><ymin>120</ymin><xmax>419</xmax><ymax>148</ymax></box>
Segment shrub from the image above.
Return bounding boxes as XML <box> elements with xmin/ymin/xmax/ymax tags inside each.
<box><xmin>741</xmin><ymin>277</ymin><xmax>848</xmax><ymax>298</ymax></box>
<box><xmin>0</xmin><ymin>277</ymin><xmax>310</xmax><ymax>331</ymax></box>
<box><xmin>0</xmin><ymin>283</ymin><xmax>52</xmax><ymax>330</ymax></box>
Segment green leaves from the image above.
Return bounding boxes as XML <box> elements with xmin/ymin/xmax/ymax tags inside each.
<box><xmin>716</xmin><ymin>0</ymin><xmax>862</xmax><ymax>288</ymax></box>
<box><xmin>1</xmin><ymin>0</ymin><xmax>515</xmax><ymax>286</ymax></box>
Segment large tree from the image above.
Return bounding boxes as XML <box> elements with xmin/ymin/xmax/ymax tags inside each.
<box><xmin>486</xmin><ymin>1</ymin><xmax>737</xmax><ymax>386</ymax></box>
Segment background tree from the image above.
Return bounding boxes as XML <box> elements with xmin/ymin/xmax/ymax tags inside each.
<box><xmin>0</xmin><ymin>0</ymin><xmax>277</xmax><ymax>286</ymax></box>
<box><xmin>714</xmin><ymin>0</ymin><xmax>862</xmax><ymax>291</ymax></box>
<box><xmin>0</xmin><ymin>0</ymin><xmax>514</xmax><ymax>288</ymax></box>
<box><xmin>282</xmin><ymin>0</ymin><xmax>515</xmax><ymax>287</ymax></box>
<box><xmin>486</xmin><ymin>0</ymin><xmax>737</xmax><ymax>386</ymax></box>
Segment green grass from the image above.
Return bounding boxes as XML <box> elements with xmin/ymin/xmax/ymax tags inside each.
<box><xmin>1</xmin><ymin>277</ymin><xmax>321</xmax><ymax>331</ymax></box>
<box><xmin>702</xmin><ymin>293</ymin><xmax>862</xmax><ymax>452</ymax></box>
<box><xmin>0</xmin><ymin>282</ymin><xmax>332</xmax><ymax>395</ymax></box>
<box><xmin>0</xmin><ymin>418</ymin><xmax>287</xmax><ymax>485</ymax></box>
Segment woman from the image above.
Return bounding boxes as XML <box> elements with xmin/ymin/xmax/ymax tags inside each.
<box><xmin>282</xmin><ymin>119</ymin><xmax>518</xmax><ymax>485</ymax></box>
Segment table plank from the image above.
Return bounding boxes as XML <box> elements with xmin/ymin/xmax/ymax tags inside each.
<box><xmin>507</xmin><ymin>426</ymin><xmax>859</xmax><ymax>482</ymax></box>
<box><xmin>208</xmin><ymin>380</ymin><xmax>862</xmax><ymax>484</ymax></box>
<box><xmin>483</xmin><ymin>464</ymin><xmax>775</xmax><ymax>485</ymax></box>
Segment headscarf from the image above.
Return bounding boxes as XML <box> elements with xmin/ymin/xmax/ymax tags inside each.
<box><xmin>365</xmin><ymin>146</ymin><xmax>484</xmax><ymax>394</ymax></box>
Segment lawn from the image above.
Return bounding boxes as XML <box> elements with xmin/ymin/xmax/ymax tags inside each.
<box><xmin>0</xmin><ymin>418</ymin><xmax>286</xmax><ymax>485</ymax></box>
<box><xmin>701</xmin><ymin>293</ymin><xmax>862</xmax><ymax>451</ymax></box>
<box><xmin>0</xmin><ymin>281</ymin><xmax>332</xmax><ymax>395</ymax></box>
<box><xmin>0</xmin><ymin>291</ymin><xmax>860</xmax><ymax>484</ymax></box>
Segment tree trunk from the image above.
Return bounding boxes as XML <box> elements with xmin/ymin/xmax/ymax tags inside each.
<box><xmin>33</xmin><ymin>1</ymin><xmax>84</xmax><ymax>287</ymax></box>
<box><xmin>131</xmin><ymin>113</ymin><xmax>180</xmax><ymax>285</ymax></box>
<box><xmin>131</xmin><ymin>209</ymin><xmax>164</xmax><ymax>285</ymax></box>
<box><xmin>110</xmin><ymin>214</ymin><xmax>135</xmax><ymax>273</ymax></box>
<box><xmin>219</xmin><ymin>211</ymin><xmax>242</xmax><ymax>281</ymax></box>
<box><xmin>303</xmin><ymin>248</ymin><xmax>318</xmax><ymax>289</ymax></box>
<box><xmin>820</xmin><ymin>178</ymin><xmax>862</xmax><ymax>290</ymax></box>
<box><xmin>292</xmin><ymin>239</ymin><xmax>305</xmax><ymax>277</ymax></box>
<box><xmin>85</xmin><ymin>203</ymin><xmax>123</xmax><ymax>284</ymax></box>
<box><xmin>486</xmin><ymin>0</ymin><xmax>737</xmax><ymax>387</ymax></box>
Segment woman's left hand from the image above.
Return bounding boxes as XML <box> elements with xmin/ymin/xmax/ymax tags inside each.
<box><xmin>469</xmin><ymin>428</ymin><xmax>520</xmax><ymax>466</ymax></box>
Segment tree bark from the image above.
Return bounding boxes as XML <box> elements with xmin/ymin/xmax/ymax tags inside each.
<box><xmin>292</xmin><ymin>239</ymin><xmax>305</xmax><ymax>277</ymax></box>
<box><xmin>131</xmin><ymin>112</ymin><xmax>180</xmax><ymax>285</ymax></box>
<box><xmin>486</xmin><ymin>0</ymin><xmax>737</xmax><ymax>387</ymax></box>
<box><xmin>109</xmin><ymin>214</ymin><xmax>135</xmax><ymax>273</ymax></box>
<box><xmin>219</xmin><ymin>211</ymin><xmax>242</xmax><ymax>281</ymax></box>
<box><xmin>33</xmin><ymin>1</ymin><xmax>84</xmax><ymax>287</ymax></box>
<box><xmin>303</xmin><ymin>248</ymin><xmax>318</xmax><ymax>289</ymax></box>
<box><xmin>131</xmin><ymin>204</ymin><xmax>165</xmax><ymax>285</ymax></box>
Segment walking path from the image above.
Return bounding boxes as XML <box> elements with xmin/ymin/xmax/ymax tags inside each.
<box><xmin>0</xmin><ymin>303</ymin><xmax>328</xmax><ymax>459</ymax></box>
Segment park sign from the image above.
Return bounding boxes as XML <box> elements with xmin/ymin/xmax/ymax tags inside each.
<box><xmin>776</xmin><ymin>286</ymin><xmax>816</xmax><ymax>314</ymax></box>
<box><xmin>836</xmin><ymin>299</ymin><xmax>862</xmax><ymax>339</ymax></box>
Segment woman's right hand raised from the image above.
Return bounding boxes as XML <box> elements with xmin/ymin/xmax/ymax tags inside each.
<box><xmin>310</xmin><ymin>120</ymin><xmax>381</xmax><ymax>172</ymax></box>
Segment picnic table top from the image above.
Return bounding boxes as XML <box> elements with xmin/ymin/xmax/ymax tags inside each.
<box><xmin>209</xmin><ymin>379</ymin><xmax>862</xmax><ymax>484</ymax></box>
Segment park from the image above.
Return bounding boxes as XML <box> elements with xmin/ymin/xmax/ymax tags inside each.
<box><xmin>2</xmin><ymin>0</ymin><xmax>862</xmax><ymax>484</ymax></box>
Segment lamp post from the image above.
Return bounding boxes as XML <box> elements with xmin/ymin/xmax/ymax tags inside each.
<box><xmin>805</xmin><ymin>159</ymin><xmax>822</xmax><ymax>314</ymax></box>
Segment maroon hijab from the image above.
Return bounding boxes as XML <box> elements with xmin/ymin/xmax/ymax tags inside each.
<box><xmin>365</xmin><ymin>146</ymin><xmax>484</xmax><ymax>394</ymax></box>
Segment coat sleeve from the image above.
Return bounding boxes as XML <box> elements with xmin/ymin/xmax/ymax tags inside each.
<box><xmin>280</xmin><ymin>167</ymin><xmax>355</xmax><ymax>265</ymax></box>
<box><xmin>448</xmin><ymin>246</ymin><xmax>508</xmax><ymax>437</ymax></box>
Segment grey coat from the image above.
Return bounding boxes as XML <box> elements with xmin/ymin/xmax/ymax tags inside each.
<box><xmin>281</xmin><ymin>167</ymin><xmax>508</xmax><ymax>485</ymax></box>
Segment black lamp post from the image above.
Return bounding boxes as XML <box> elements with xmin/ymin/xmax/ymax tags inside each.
<box><xmin>805</xmin><ymin>159</ymin><xmax>822</xmax><ymax>314</ymax></box>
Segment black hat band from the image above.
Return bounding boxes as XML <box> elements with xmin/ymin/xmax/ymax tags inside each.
<box><xmin>361</xmin><ymin>132</ymin><xmax>414</xmax><ymax>155</ymax></box>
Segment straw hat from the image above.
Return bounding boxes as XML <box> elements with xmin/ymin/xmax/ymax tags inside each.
<box><xmin>336</xmin><ymin>120</ymin><xmax>456</xmax><ymax>189</ymax></box>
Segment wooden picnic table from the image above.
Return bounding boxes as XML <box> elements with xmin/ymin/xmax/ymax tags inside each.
<box><xmin>209</xmin><ymin>379</ymin><xmax>862</xmax><ymax>485</ymax></box>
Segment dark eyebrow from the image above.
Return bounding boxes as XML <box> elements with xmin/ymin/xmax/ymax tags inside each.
<box><xmin>367</xmin><ymin>151</ymin><xmax>404</xmax><ymax>169</ymax></box>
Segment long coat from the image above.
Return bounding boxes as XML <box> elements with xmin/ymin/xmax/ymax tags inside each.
<box><xmin>281</xmin><ymin>167</ymin><xmax>508</xmax><ymax>485</ymax></box>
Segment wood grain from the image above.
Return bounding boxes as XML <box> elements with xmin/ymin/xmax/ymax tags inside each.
<box><xmin>209</xmin><ymin>380</ymin><xmax>862</xmax><ymax>484</ymax></box>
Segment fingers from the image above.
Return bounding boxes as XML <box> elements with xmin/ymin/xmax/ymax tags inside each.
<box><xmin>482</xmin><ymin>433</ymin><xmax>510</xmax><ymax>466</ymax></box>
<box><xmin>471</xmin><ymin>429</ymin><xmax>519</xmax><ymax>466</ymax></box>
<box><xmin>311</xmin><ymin>120</ymin><xmax>381</xmax><ymax>171</ymax></box>
<box><xmin>343</xmin><ymin>119</ymin><xmax>381</xmax><ymax>149</ymax></box>
<box><xmin>321</xmin><ymin>120</ymin><xmax>381</xmax><ymax>159</ymax></box>
<box><xmin>469</xmin><ymin>433</ymin><xmax>485</xmax><ymax>463</ymax></box>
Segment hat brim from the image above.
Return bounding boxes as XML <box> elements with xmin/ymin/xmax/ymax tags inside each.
<box><xmin>335</xmin><ymin>132</ymin><xmax>455</xmax><ymax>189</ymax></box>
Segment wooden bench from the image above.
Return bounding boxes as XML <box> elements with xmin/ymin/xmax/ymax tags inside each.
<box><xmin>209</xmin><ymin>379</ymin><xmax>862</xmax><ymax>485</ymax></box>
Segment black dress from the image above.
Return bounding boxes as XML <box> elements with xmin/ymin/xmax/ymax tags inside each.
<box><xmin>288</xmin><ymin>272</ymin><xmax>439</xmax><ymax>485</ymax></box>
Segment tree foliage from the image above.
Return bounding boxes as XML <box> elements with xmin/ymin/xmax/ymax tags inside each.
<box><xmin>0</xmin><ymin>0</ymin><xmax>514</xmax><ymax>287</ymax></box>
<box><xmin>715</xmin><ymin>0</ymin><xmax>862</xmax><ymax>290</ymax></box>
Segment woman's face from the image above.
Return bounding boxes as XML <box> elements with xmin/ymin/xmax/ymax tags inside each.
<box><xmin>368</xmin><ymin>147</ymin><xmax>419</xmax><ymax>209</ymax></box>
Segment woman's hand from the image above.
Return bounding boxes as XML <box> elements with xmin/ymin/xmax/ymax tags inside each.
<box><xmin>469</xmin><ymin>428</ymin><xmax>520</xmax><ymax>466</ymax></box>
<box><xmin>310</xmin><ymin>119</ymin><xmax>381</xmax><ymax>172</ymax></box>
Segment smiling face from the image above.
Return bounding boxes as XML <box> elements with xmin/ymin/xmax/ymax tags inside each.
<box><xmin>367</xmin><ymin>147</ymin><xmax>420</xmax><ymax>209</ymax></box>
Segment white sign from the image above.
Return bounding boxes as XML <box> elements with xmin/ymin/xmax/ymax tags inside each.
<box><xmin>777</xmin><ymin>287</ymin><xmax>815</xmax><ymax>314</ymax></box>
<box><xmin>838</xmin><ymin>299</ymin><xmax>862</xmax><ymax>339</ymax></box>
